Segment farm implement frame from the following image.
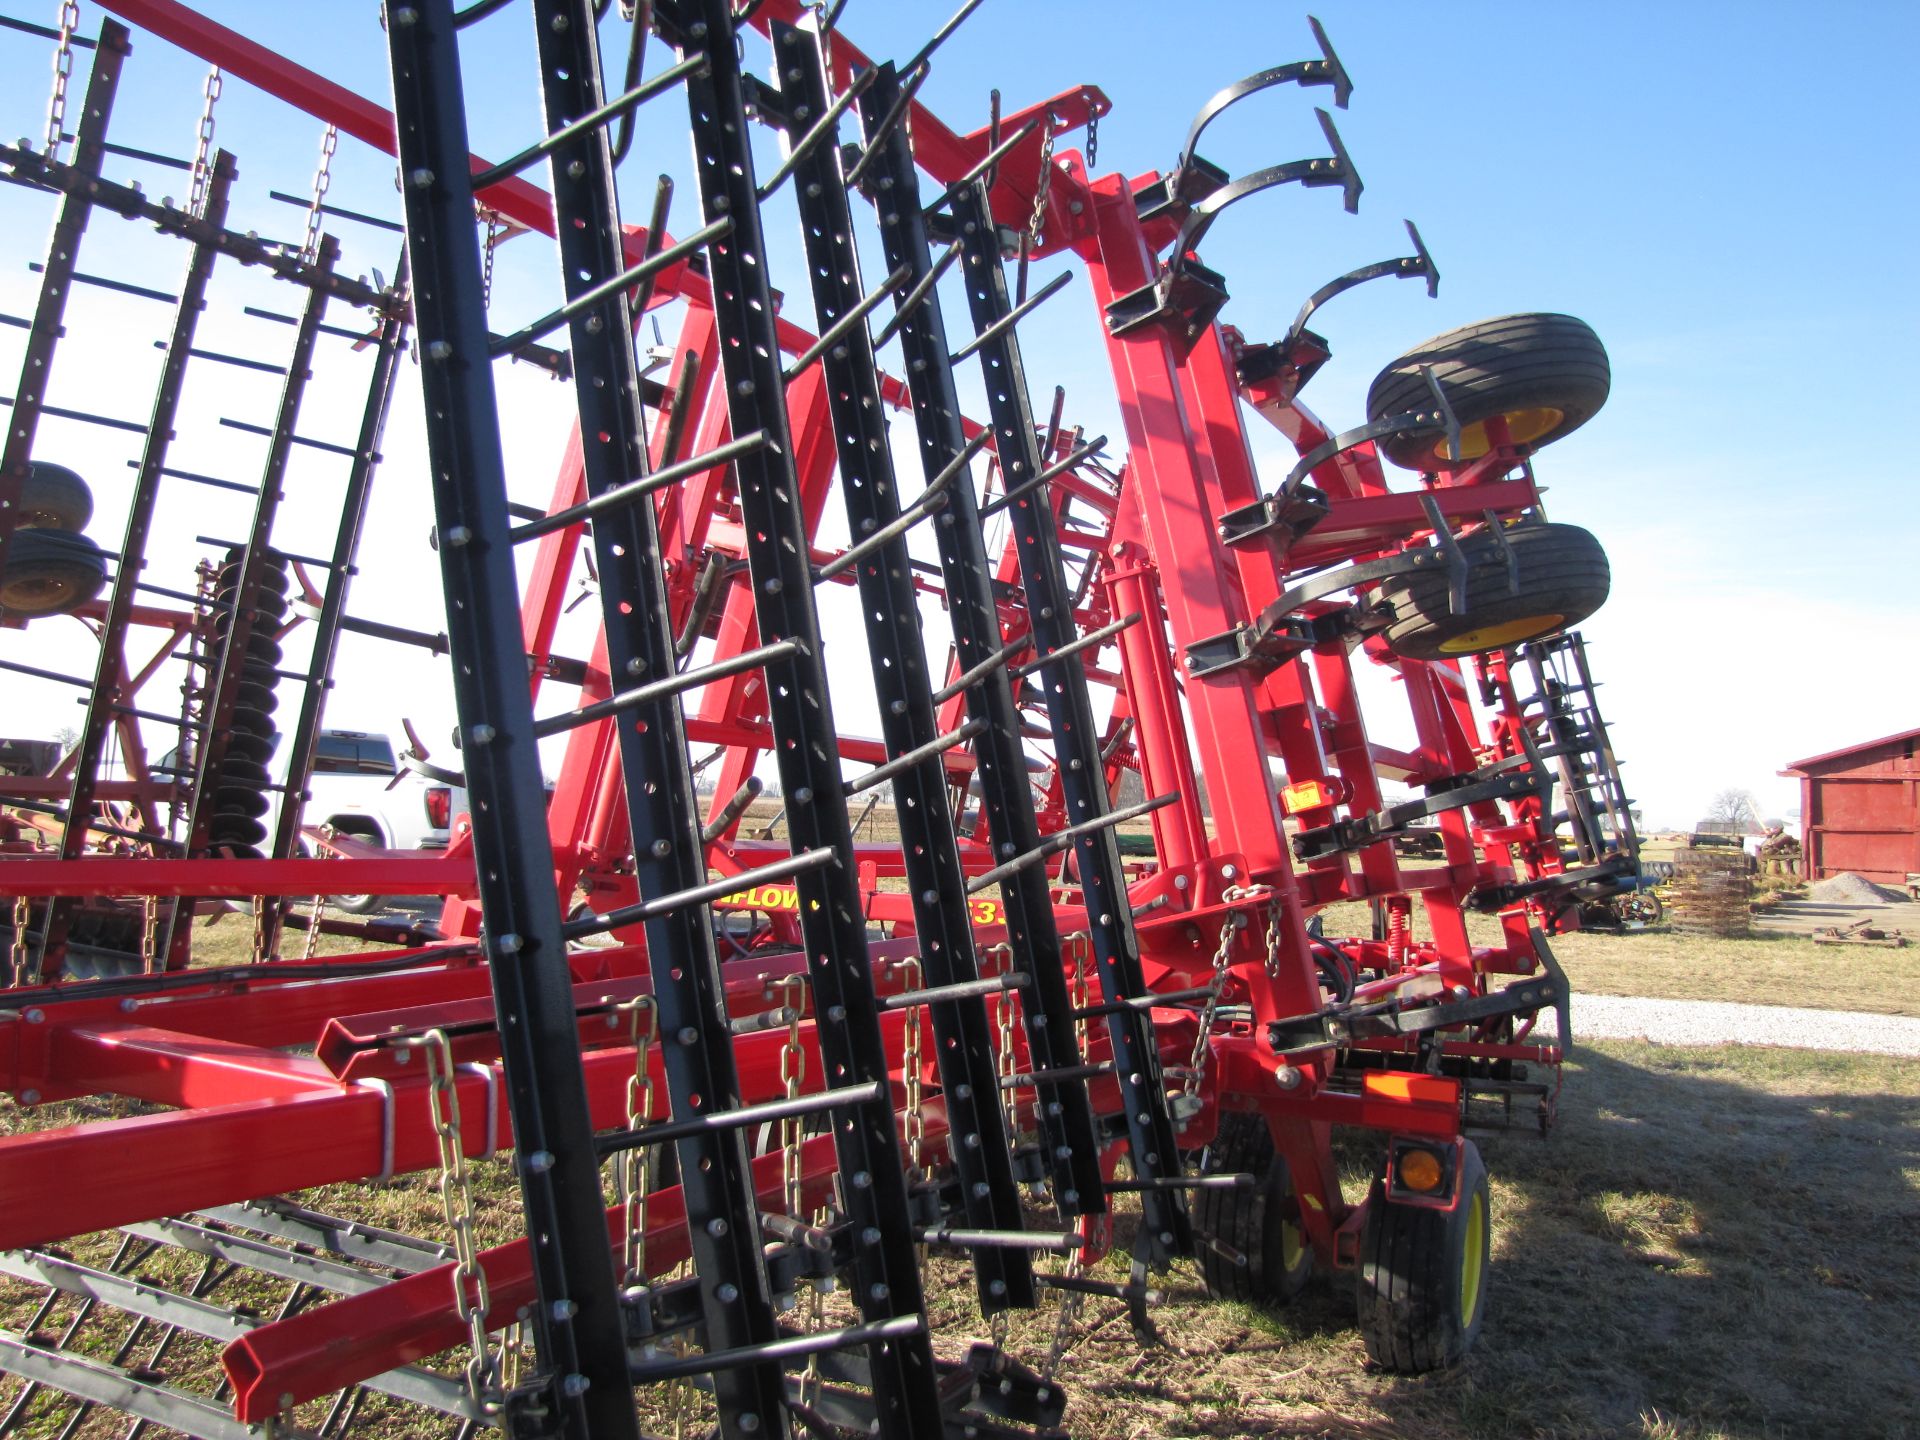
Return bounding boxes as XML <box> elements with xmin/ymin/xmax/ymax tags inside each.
<box><xmin>0</xmin><ymin>2</ymin><xmax>1638</xmax><ymax>1436</ymax></box>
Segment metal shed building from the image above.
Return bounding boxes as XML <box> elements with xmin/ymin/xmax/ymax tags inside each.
<box><xmin>1781</xmin><ymin>727</ymin><xmax>1920</xmax><ymax>886</ymax></box>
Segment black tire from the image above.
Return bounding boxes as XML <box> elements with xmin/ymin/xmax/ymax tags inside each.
<box><xmin>17</xmin><ymin>461</ymin><xmax>94</xmax><ymax>531</ymax></box>
<box><xmin>1378</xmin><ymin>521</ymin><xmax>1609</xmax><ymax>661</ymax></box>
<box><xmin>1367</xmin><ymin>313</ymin><xmax>1609</xmax><ymax>471</ymax></box>
<box><xmin>328</xmin><ymin>828</ymin><xmax>384</xmax><ymax>914</ymax></box>
<box><xmin>1194</xmin><ymin>1112</ymin><xmax>1313</xmax><ymax>1305</ymax></box>
<box><xmin>1355</xmin><ymin>1141</ymin><xmax>1491</xmax><ymax>1373</ymax></box>
<box><xmin>0</xmin><ymin>528</ymin><xmax>107</xmax><ymax>618</ymax></box>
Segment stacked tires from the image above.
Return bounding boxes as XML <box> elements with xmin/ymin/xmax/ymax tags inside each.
<box><xmin>0</xmin><ymin>461</ymin><xmax>106</xmax><ymax>620</ymax></box>
<box><xmin>1365</xmin><ymin>313</ymin><xmax>1613</xmax><ymax>662</ymax></box>
<box><xmin>203</xmin><ymin>549</ymin><xmax>289</xmax><ymax>861</ymax></box>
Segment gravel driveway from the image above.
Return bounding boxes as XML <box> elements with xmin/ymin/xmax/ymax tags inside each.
<box><xmin>1574</xmin><ymin>993</ymin><xmax>1920</xmax><ymax>1057</ymax></box>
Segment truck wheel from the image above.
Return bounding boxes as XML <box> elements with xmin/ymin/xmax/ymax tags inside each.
<box><xmin>0</xmin><ymin>529</ymin><xmax>107</xmax><ymax>618</ymax></box>
<box><xmin>1355</xmin><ymin>1141</ymin><xmax>1491</xmax><ymax>1372</ymax></box>
<box><xmin>1194</xmin><ymin>1112</ymin><xmax>1313</xmax><ymax>1305</ymax></box>
<box><xmin>1378</xmin><ymin>522</ymin><xmax>1609</xmax><ymax>661</ymax></box>
<box><xmin>1367</xmin><ymin>313</ymin><xmax>1609</xmax><ymax>471</ymax></box>
<box><xmin>17</xmin><ymin>461</ymin><xmax>94</xmax><ymax>531</ymax></box>
<box><xmin>328</xmin><ymin>827</ymin><xmax>384</xmax><ymax>914</ymax></box>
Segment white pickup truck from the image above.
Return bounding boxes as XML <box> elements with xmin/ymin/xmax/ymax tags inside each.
<box><xmin>160</xmin><ymin>728</ymin><xmax>465</xmax><ymax>913</ymax></box>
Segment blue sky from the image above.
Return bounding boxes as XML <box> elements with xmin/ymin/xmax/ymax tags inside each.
<box><xmin>3</xmin><ymin>1</ymin><xmax>1914</xmax><ymax>830</ymax></box>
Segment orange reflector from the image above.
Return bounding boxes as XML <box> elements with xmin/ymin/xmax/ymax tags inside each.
<box><xmin>1362</xmin><ymin>1071</ymin><xmax>1459</xmax><ymax>1107</ymax></box>
<box><xmin>1280</xmin><ymin>778</ymin><xmax>1343</xmax><ymax>815</ymax></box>
<box><xmin>1396</xmin><ymin>1146</ymin><xmax>1446</xmax><ymax>1193</ymax></box>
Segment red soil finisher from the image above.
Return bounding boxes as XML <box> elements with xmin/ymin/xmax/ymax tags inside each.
<box><xmin>0</xmin><ymin>3</ymin><xmax>1640</xmax><ymax>1436</ymax></box>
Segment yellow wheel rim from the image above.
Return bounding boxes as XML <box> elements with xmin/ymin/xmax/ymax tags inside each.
<box><xmin>1439</xmin><ymin>405</ymin><xmax>1564</xmax><ymax>462</ymax></box>
<box><xmin>1437</xmin><ymin>613</ymin><xmax>1564</xmax><ymax>655</ymax></box>
<box><xmin>1280</xmin><ymin>1214</ymin><xmax>1304</xmax><ymax>1274</ymax></box>
<box><xmin>1459</xmin><ymin>1188</ymin><xmax>1487</xmax><ymax>1328</ymax></box>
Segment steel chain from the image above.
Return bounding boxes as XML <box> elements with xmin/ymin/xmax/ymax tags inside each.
<box><xmin>140</xmin><ymin>894</ymin><xmax>160</xmax><ymax>975</ymax></box>
<box><xmin>8</xmin><ymin>896</ymin><xmax>30</xmax><ymax>987</ymax></box>
<box><xmin>1084</xmin><ymin>107</ymin><xmax>1099</xmax><ymax>172</ymax></box>
<box><xmin>301</xmin><ymin>897</ymin><xmax>324</xmax><ymax>961</ymax></box>
<box><xmin>1039</xmin><ymin>1250</ymin><xmax>1084</xmax><ymax>1385</ymax></box>
<box><xmin>1184</xmin><ymin>885</ymin><xmax>1260</xmax><ymax>1105</ymax></box>
<box><xmin>477</xmin><ymin>206</ymin><xmax>504</xmax><ymax>311</ymax></box>
<box><xmin>1026</xmin><ymin>115</ymin><xmax>1056</xmax><ymax>254</ymax></box>
<box><xmin>415</xmin><ymin>1029</ymin><xmax>497</xmax><ymax>1409</ymax></box>
<box><xmin>617</xmin><ymin>995</ymin><xmax>659</xmax><ymax>1282</ymax></box>
<box><xmin>887</xmin><ymin>959</ymin><xmax>924</xmax><ymax>1174</ymax></box>
<box><xmin>301</xmin><ymin>124</ymin><xmax>338</xmax><ymax>266</ymax></box>
<box><xmin>1263</xmin><ymin>890</ymin><xmax>1285</xmax><ymax>979</ymax></box>
<box><xmin>187</xmin><ymin>66</ymin><xmax>222</xmax><ymax>217</ymax></box>
<box><xmin>1068</xmin><ymin>932</ymin><xmax>1090</xmax><ymax>1059</ymax></box>
<box><xmin>250</xmin><ymin>897</ymin><xmax>268</xmax><ymax>964</ymax></box>
<box><xmin>776</xmin><ymin>974</ymin><xmax>810</xmax><ymax>1209</ymax></box>
<box><xmin>44</xmin><ymin>1</ymin><xmax>78</xmax><ymax>160</ymax></box>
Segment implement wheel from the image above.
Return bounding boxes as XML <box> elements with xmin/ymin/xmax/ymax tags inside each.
<box><xmin>1368</xmin><ymin>312</ymin><xmax>1609</xmax><ymax>471</ymax></box>
<box><xmin>17</xmin><ymin>461</ymin><xmax>94</xmax><ymax>531</ymax></box>
<box><xmin>1194</xmin><ymin>1112</ymin><xmax>1313</xmax><ymax>1305</ymax></box>
<box><xmin>1378</xmin><ymin>521</ymin><xmax>1608</xmax><ymax>661</ymax></box>
<box><xmin>0</xmin><ymin>528</ymin><xmax>107</xmax><ymax>618</ymax></box>
<box><xmin>1355</xmin><ymin>1141</ymin><xmax>1491</xmax><ymax>1373</ymax></box>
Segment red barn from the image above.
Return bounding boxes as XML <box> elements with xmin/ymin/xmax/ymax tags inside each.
<box><xmin>1781</xmin><ymin>727</ymin><xmax>1920</xmax><ymax>886</ymax></box>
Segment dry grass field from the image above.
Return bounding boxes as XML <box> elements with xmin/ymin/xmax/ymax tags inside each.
<box><xmin>4</xmin><ymin>859</ymin><xmax>1917</xmax><ymax>1438</ymax></box>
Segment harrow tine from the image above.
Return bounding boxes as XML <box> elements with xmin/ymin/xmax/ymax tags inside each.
<box><xmin>930</xmin><ymin>630</ymin><xmax>1031</xmax><ymax>705</ymax></box>
<box><xmin>878</xmin><ymin>970</ymin><xmax>1029</xmax><ymax>1010</ymax></box>
<box><xmin>699</xmin><ymin>775</ymin><xmax>763</xmax><ymax>843</ymax></box>
<box><xmin>841</xmin><ymin>61</ymin><xmax>929</xmax><ymax>191</ymax></box>
<box><xmin>595</xmin><ymin>1080</ymin><xmax>887</xmax><ymax>1158</ymax></box>
<box><xmin>978</xmin><ymin>432</ymin><xmax>1107</xmax><ymax>518</ymax></box>
<box><xmin>813</xmin><ymin>446</ymin><xmax>963</xmax><ymax>580</ymax></box>
<box><xmin>842</xmin><ymin>718</ymin><xmax>985</xmax><ymax>796</ymax></box>
<box><xmin>673</xmin><ymin>548</ymin><xmax>727</xmax><ymax>660</ymax></box>
<box><xmin>870</xmin><ymin>237</ymin><xmax>961</xmax><ymax>349</ymax></box>
<box><xmin>901</xmin><ymin>0</ymin><xmax>986</xmax><ymax>76</ymax></box>
<box><xmin>756</xmin><ymin>62</ymin><xmax>878</xmax><ymax>201</ymax></box>
<box><xmin>1008</xmin><ymin>611</ymin><xmax>1142</xmax><ymax>680</ymax></box>
<box><xmin>628</xmin><ymin>1315</ymin><xmax>924</xmax><ymax>1384</ymax></box>
<box><xmin>532</xmin><ymin>639</ymin><xmax>799</xmax><ymax>738</ymax></box>
<box><xmin>966</xmin><ymin>792</ymin><xmax>1181</xmax><ymax>894</ymax></box>
<box><xmin>562</xmin><ymin>843</ymin><xmax>836</xmax><ymax>939</ymax></box>
<box><xmin>628</xmin><ymin>174</ymin><xmax>677</xmax><ymax>320</ymax></box>
<box><xmin>782</xmin><ymin>261</ymin><xmax>910</xmax><ymax>380</ymax></box>
<box><xmin>919</xmin><ymin>113</ymin><xmax>1043</xmax><ymax>217</ymax></box>
<box><xmin>947</xmin><ymin>268</ymin><xmax>1073</xmax><ymax>365</ymax></box>
<box><xmin>655</xmin><ymin>349</ymin><xmax>702</xmax><ymax>468</ymax></box>
<box><xmin>469</xmin><ymin>52</ymin><xmax>709</xmax><ymax>190</ymax></box>
<box><xmin>509</xmin><ymin>430</ymin><xmax>770</xmax><ymax>542</ymax></box>
<box><xmin>487</xmin><ymin>217</ymin><xmax>731</xmax><ymax>357</ymax></box>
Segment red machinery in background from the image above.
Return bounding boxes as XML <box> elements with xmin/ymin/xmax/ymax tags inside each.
<box><xmin>0</xmin><ymin>3</ymin><xmax>1639</xmax><ymax>1436</ymax></box>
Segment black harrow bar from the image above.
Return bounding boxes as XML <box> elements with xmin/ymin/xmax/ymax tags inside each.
<box><xmin>856</xmin><ymin>63</ymin><xmax>1109</xmax><ymax>1225</ymax></box>
<box><xmin>383</xmin><ymin>4</ymin><xmax>640</xmax><ymax>1436</ymax></box>
<box><xmin>767</xmin><ymin>15</ymin><xmax>1035</xmax><ymax>1319</ymax></box>
<box><xmin>946</xmin><ymin>180</ymin><xmax>1193</xmax><ymax>1260</ymax></box>
<box><xmin>657</xmin><ymin>0</ymin><xmax>944</xmax><ymax>1432</ymax></box>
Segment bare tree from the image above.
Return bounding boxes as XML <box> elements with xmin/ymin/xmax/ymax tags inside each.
<box><xmin>1704</xmin><ymin>788</ymin><xmax>1759</xmax><ymax>828</ymax></box>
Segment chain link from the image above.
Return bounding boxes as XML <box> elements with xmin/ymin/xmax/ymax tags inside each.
<box><xmin>44</xmin><ymin>1</ymin><xmax>78</xmax><ymax>160</ymax></box>
<box><xmin>250</xmin><ymin>897</ymin><xmax>269</xmax><ymax>964</ymax></box>
<box><xmin>301</xmin><ymin>896</ymin><xmax>324</xmax><ymax>961</ymax></box>
<box><xmin>1184</xmin><ymin>886</ymin><xmax>1260</xmax><ymax>1106</ymax></box>
<box><xmin>477</xmin><ymin>206</ymin><xmax>505</xmax><ymax>311</ymax></box>
<box><xmin>1068</xmin><ymin>932</ymin><xmax>1090</xmax><ymax>1059</ymax></box>
<box><xmin>301</xmin><ymin>124</ymin><xmax>338</xmax><ymax>266</ymax></box>
<box><xmin>1039</xmin><ymin>1250</ymin><xmax>1084</xmax><ymax>1385</ymax></box>
<box><xmin>187</xmin><ymin>66</ymin><xmax>222</xmax><ymax>218</ymax></box>
<box><xmin>617</xmin><ymin>995</ymin><xmax>659</xmax><ymax>1282</ymax></box>
<box><xmin>889</xmin><ymin>960</ymin><xmax>924</xmax><ymax>1175</ymax></box>
<box><xmin>414</xmin><ymin>1029</ymin><xmax>497</xmax><ymax>1409</ymax></box>
<box><xmin>8</xmin><ymin>896</ymin><xmax>30</xmax><ymax>987</ymax></box>
<box><xmin>776</xmin><ymin>974</ymin><xmax>811</xmax><ymax>1209</ymax></box>
<box><xmin>1026</xmin><ymin>115</ymin><xmax>1056</xmax><ymax>254</ymax></box>
<box><xmin>140</xmin><ymin>894</ymin><xmax>161</xmax><ymax>975</ymax></box>
<box><xmin>1084</xmin><ymin>107</ymin><xmax>1099</xmax><ymax>173</ymax></box>
<box><xmin>1263</xmin><ymin>890</ymin><xmax>1285</xmax><ymax>979</ymax></box>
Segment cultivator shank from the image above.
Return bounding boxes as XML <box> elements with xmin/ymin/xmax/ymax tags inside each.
<box><xmin>0</xmin><ymin>2</ymin><xmax>1639</xmax><ymax>1435</ymax></box>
